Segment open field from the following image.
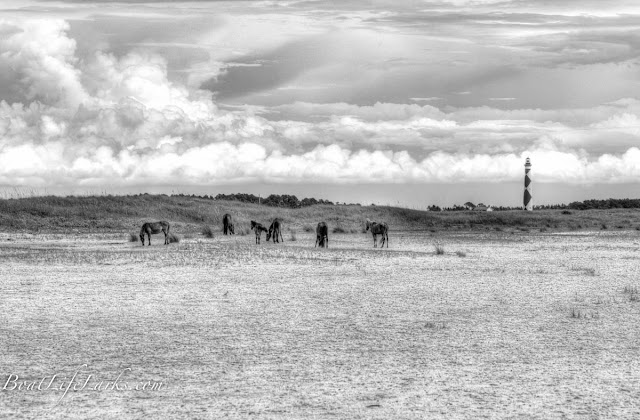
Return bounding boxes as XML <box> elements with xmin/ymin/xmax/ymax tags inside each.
<box><xmin>1</xmin><ymin>229</ymin><xmax>640</xmax><ymax>418</ymax></box>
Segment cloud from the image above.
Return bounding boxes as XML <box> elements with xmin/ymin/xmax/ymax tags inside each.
<box><xmin>0</xmin><ymin>19</ymin><xmax>88</xmax><ymax>107</ymax></box>
<box><xmin>0</xmin><ymin>12</ymin><xmax>639</xmax><ymax>190</ymax></box>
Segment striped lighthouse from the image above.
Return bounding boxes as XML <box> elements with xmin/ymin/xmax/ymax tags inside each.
<box><xmin>523</xmin><ymin>157</ymin><xmax>532</xmax><ymax>211</ymax></box>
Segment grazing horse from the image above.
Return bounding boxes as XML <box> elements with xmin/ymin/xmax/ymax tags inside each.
<box><xmin>315</xmin><ymin>222</ymin><xmax>328</xmax><ymax>248</ymax></box>
<box><xmin>222</xmin><ymin>213</ymin><xmax>235</xmax><ymax>235</ymax></box>
<box><xmin>266</xmin><ymin>218</ymin><xmax>284</xmax><ymax>243</ymax></box>
<box><xmin>250</xmin><ymin>220</ymin><xmax>268</xmax><ymax>244</ymax></box>
<box><xmin>140</xmin><ymin>221</ymin><xmax>170</xmax><ymax>246</ymax></box>
<box><xmin>365</xmin><ymin>219</ymin><xmax>389</xmax><ymax>248</ymax></box>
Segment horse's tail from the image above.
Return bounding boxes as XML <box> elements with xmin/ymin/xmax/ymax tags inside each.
<box><xmin>385</xmin><ymin>224</ymin><xmax>389</xmax><ymax>247</ymax></box>
<box><xmin>166</xmin><ymin>222</ymin><xmax>170</xmax><ymax>235</ymax></box>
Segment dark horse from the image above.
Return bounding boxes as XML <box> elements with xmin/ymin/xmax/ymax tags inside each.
<box><xmin>365</xmin><ymin>219</ymin><xmax>388</xmax><ymax>248</ymax></box>
<box><xmin>250</xmin><ymin>220</ymin><xmax>268</xmax><ymax>244</ymax></box>
<box><xmin>222</xmin><ymin>213</ymin><xmax>235</xmax><ymax>235</ymax></box>
<box><xmin>140</xmin><ymin>221</ymin><xmax>170</xmax><ymax>246</ymax></box>
<box><xmin>315</xmin><ymin>222</ymin><xmax>328</xmax><ymax>248</ymax></box>
<box><xmin>266</xmin><ymin>218</ymin><xmax>284</xmax><ymax>243</ymax></box>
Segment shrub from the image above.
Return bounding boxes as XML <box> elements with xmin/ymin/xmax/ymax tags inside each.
<box><xmin>333</xmin><ymin>226</ymin><xmax>346</xmax><ymax>233</ymax></box>
<box><xmin>303</xmin><ymin>225</ymin><xmax>314</xmax><ymax>233</ymax></box>
<box><xmin>201</xmin><ymin>225</ymin><xmax>214</xmax><ymax>238</ymax></box>
<box><xmin>434</xmin><ymin>244</ymin><xmax>445</xmax><ymax>255</ymax></box>
<box><xmin>168</xmin><ymin>233</ymin><xmax>180</xmax><ymax>243</ymax></box>
<box><xmin>128</xmin><ymin>233</ymin><xmax>138</xmax><ymax>242</ymax></box>
<box><xmin>455</xmin><ymin>250</ymin><xmax>466</xmax><ymax>257</ymax></box>
<box><xmin>562</xmin><ymin>210</ymin><xmax>572</xmax><ymax>215</ymax></box>
<box><xmin>290</xmin><ymin>231</ymin><xmax>297</xmax><ymax>241</ymax></box>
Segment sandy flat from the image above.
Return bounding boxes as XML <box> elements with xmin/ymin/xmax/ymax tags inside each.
<box><xmin>1</xmin><ymin>231</ymin><xmax>639</xmax><ymax>419</ymax></box>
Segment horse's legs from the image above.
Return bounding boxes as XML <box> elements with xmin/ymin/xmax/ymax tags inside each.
<box><xmin>386</xmin><ymin>232</ymin><xmax>389</xmax><ymax>248</ymax></box>
<box><xmin>280</xmin><ymin>229</ymin><xmax>284</xmax><ymax>243</ymax></box>
<box><xmin>326</xmin><ymin>236</ymin><xmax>328</xmax><ymax>248</ymax></box>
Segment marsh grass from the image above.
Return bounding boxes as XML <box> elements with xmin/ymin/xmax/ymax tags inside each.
<box><xmin>434</xmin><ymin>244</ymin><xmax>445</xmax><ymax>255</ymax></box>
<box><xmin>570</xmin><ymin>307</ymin><xmax>599</xmax><ymax>319</ymax></box>
<box><xmin>623</xmin><ymin>285</ymin><xmax>639</xmax><ymax>302</ymax></box>
<box><xmin>424</xmin><ymin>321</ymin><xmax>447</xmax><ymax>330</ymax></box>
<box><xmin>570</xmin><ymin>266</ymin><xmax>597</xmax><ymax>276</ymax></box>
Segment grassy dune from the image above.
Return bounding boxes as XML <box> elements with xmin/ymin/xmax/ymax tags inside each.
<box><xmin>0</xmin><ymin>194</ymin><xmax>640</xmax><ymax>234</ymax></box>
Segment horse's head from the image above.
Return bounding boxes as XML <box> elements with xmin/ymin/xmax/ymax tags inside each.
<box><xmin>250</xmin><ymin>220</ymin><xmax>256</xmax><ymax>231</ymax></box>
<box><xmin>266</xmin><ymin>228</ymin><xmax>272</xmax><ymax>241</ymax></box>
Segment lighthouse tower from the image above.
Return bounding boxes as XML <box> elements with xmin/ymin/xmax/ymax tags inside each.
<box><xmin>523</xmin><ymin>157</ymin><xmax>532</xmax><ymax>211</ymax></box>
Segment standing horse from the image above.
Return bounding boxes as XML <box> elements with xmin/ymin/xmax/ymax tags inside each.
<box><xmin>315</xmin><ymin>222</ymin><xmax>328</xmax><ymax>248</ymax></box>
<box><xmin>140</xmin><ymin>221</ymin><xmax>170</xmax><ymax>246</ymax></box>
<box><xmin>365</xmin><ymin>219</ymin><xmax>388</xmax><ymax>248</ymax></box>
<box><xmin>266</xmin><ymin>218</ymin><xmax>284</xmax><ymax>243</ymax></box>
<box><xmin>250</xmin><ymin>220</ymin><xmax>268</xmax><ymax>244</ymax></box>
<box><xmin>222</xmin><ymin>213</ymin><xmax>235</xmax><ymax>235</ymax></box>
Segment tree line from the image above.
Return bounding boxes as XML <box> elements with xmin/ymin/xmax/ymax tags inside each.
<box><xmin>171</xmin><ymin>193</ymin><xmax>640</xmax><ymax>211</ymax></box>
<box><xmin>213</xmin><ymin>193</ymin><xmax>335</xmax><ymax>208</ymax></box>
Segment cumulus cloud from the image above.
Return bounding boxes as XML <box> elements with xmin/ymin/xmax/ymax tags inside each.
<box><xmin>0</xmin><ymin>19</ymin><xmax>88</xmax><ymax>107</ymax></box>
<box><xmin>0</xmin><ymin>13</ymin><xmax>639</xmax><ymax>190</ymax></box>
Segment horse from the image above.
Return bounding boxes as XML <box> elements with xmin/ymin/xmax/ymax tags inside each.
<box><xmin>222</xmin><ymin>213</ymin><xmax>235</xmax><ymax>235</ymax></box>
<box><xmin>266</xmin><ymin>218</ymin><xmax>284</xmax><ymax>243</ymax></box>
<box><xmin>139</xmin><ymin>221</ymin><xmax>170</xmax><ymax>246</ymax></box>
<box><xmin>315</xmin><ymin>222</ymin><xmax>328</xmax><ymax>248</ymax></box>
<box><xmin>250</xmin><ymin>220</ymin><xmax>268</xmax><ymax>244</ymax></box>
<box><xmin>365</xmin><ymin>219</ymin><xmax>388</xmax><ymax>248</ymax></box>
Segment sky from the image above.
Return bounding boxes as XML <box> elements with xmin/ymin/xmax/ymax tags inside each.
<box><xmin>1</xmin><ymin>0</ymin><xmax>639</xmax><ymax>207</ymax></box>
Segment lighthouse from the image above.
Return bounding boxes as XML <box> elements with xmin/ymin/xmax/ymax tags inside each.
<box><xmin>523</xmin><ymin>157</ymin><xmax>532</xmax><ymax>211</ymax></box>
